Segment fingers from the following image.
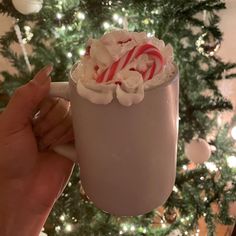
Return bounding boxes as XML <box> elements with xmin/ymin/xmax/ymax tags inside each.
<box><xmin>32</xmin><ymin>96</ymin><xmax>74</xmax><ymax>151</ymax></box>
<box><xmin>1</xmin><ymin>65</ymin><xmax>53</xmax><ymax>131</ymax></box>
<box><xmin>52</xmin><ymin>128</ymin><xmax>74</xmax><ymax>147</ymax></box>
<box><xmin>38</xmin><ymin>111</ymin><xmax>73</xmax><ymax>149</ymax></box>
<box><xmin>33</xmin><ymin>97</ymin><xmax>59</xmax><ymax>123</ymax></box>
<box><xmin>34</xmin><ymin>98</ymin><xmax>70</xmax><ymax>136</ymax></box>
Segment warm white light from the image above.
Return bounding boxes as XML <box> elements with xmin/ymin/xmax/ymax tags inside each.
<box><xmin>130</xmin><ymin>225</ymin><xmax>135</xmax><ymax>231</ymax></box>
<box><xmin>161</xmin><ymin>223</ymin><xmax>167</xmax><ymax>228</ymax></box>
<box><xmin>56</xmin><ymin>13</ymin><xmax>63</xmax><ymax>19</ymax></box>
<box><xmin>231</xmin><ymin>126</ymin><xmax>236</xmax><ymax>140</ymax></box>
<box><xmin>77</xmin><ymin>12</ymin><xmax>85</xmax><ymax>20</ymax></box>
<box><xmin>118</xmin><ymin>18</ymin><xmax>123</xmax><ymax>25</ymax></box>
<box><xmin>151</xmin><ymin>9</ymin><xmax>159</xmax><ymax>14</ymax></box>
<box><xmin>122</xmin><ymin>225</ymin><xmax>128</xmax><ymax>232</ymax></box>
<box><xmin>68</xmin><ymin>26</ymin><xmax>73</xmax><ymax>31</ymax></box>
<box><xmin>205</xmin><ymin>162</ymin><xmax>218</xmax><ymax>172</ymax></box>
<box><xmin>184</xmin><ymin>231</ymin><xmax>188</xmax><ymax>235</ymax></box>
<box><xmin>68</xmin><ymin>182</ymin><xmax>72</xmax><ymax>187</ymax></box>
<box><xmin>119</xmin><ymin>231</ymin><xmax>123</xmax><ymax>235</ymax></box>
<box><xmin>60</xmin><ymin>215</ymin><xmax>65</xmax><ymax>221</ymax></box>
<box><xmin>200</xmin><ymin>176</ymin><xmax>204</xmax><ymax>180</ymax></box>
<box><xmin>227</xmin><ymin>156</ymin><xmax>236</xmax><ymax>168</ymax></box>
<box><xmin>79</xmin><ymin>49</ymin><xmax>86</xmax><ymax>56</ymax></box>
<box><xmin>182</xmin><ymin>165</ymin><xmax>187</xmax><ymax>170</ymax></box>
<box><xmin>210</xmin><ymin>145</ymin><xmax>217</xmax><ymax>152</ymax></box>
<box><xmin>24</xmin><ymin>25</ymin><xmax>31</xmax><ymax>32</ymax></box>
<box><xmin>173</xmin><ymin>186</ymin><xmax>179</xmax><ymax>192</ymax></box>
<box><xmin>67</xmin><ymin>52</ymin><xmax>73</xmax><ymax>58</ymax></box>
<box><xmin>143</xmin><ymin>228</ymin><xmax>147</xmax><ymax>233</ymax></box>
<box><xmin>103</xmin><ymin>22</ymin><xmax>110</xmax><ymax>29</ymax></box>
<box><xmin>55</xmin><ymin>226</ymin><xmax>61</xmax><ymax>232</ymax></box>
<box><xmin>65</xmin><ymin>224</ymin><xmax>72</xmax><ymax>232</ymax></box>
<box><xmin>113</xmin><ymin>13</ymin><xmax>119</xmax><ymax>21</ymax></box>
<box><xmin>204</xmin><ymin>197</ymin><xmax>208</xmax><ymax>201</ymax></box>
<box><xmin>147</xmin><ymin>31</ymin><xmax>155</xmax><ymax>38</ymax></box>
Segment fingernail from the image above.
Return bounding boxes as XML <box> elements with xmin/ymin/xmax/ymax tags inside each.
<box><xmin>33</xmin><ymin>64</ymin><xmax>53</xmax><ymax>85</ymax></box>
<box><xmin>44</xmin><ymin>64</ymin><xmax>53</xmax><ymax>76</ymax></box>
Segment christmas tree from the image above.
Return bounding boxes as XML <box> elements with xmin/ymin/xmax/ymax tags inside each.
<box><xmin>0</xmin><ymin>0</ymin><xmax>236</xmax><ymax>235</ymax></box>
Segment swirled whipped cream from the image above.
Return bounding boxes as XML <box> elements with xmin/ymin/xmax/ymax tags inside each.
<box><xmin>72</xmin><ymin>30</ymin><xmax>176</xmax><ymax>106</ymax></box>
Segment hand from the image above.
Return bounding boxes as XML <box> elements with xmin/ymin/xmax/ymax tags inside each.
<box><xmin>0</xmin><ymin>65</ymin><xmax>74</xmax><ymax>236</ymax></box>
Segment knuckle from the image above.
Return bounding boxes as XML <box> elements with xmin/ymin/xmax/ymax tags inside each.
<box><xmin>13</xmin><ymin>86</ymin><xmax>25</xmax><ymax>98</ymax></box>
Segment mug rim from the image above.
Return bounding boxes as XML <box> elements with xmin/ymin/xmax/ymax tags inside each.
<box><xmin>69</xmin><ymin>61</ymin><xmax>179</xmax><ymax>90</ymax></box>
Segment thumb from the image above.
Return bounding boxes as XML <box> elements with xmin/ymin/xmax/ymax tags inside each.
<box><xmin>3</xmin><ymin>65</ymin><xmax>53</xmax><ymax>130</ymax></box>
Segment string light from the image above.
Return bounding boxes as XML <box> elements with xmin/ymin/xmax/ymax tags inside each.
<box><xmin>143</xmin><ymin>18</ymin><xmax>150</xmax><ymax>25</ymax></box>
<box><xmin>60</xmin><ymin>214</ymin><xmax>65</xmax><ymax>221</ymax></box>
<box><xmin>56</xmin><ymin>13</ymin><xmax>63</xmax><ymax>19</ymax></box>
<box><xmin>130</xmin><ymin>225</ymin><xmax>135</xmax><ymax>231</ymax></box>
<box><xmin>204</xmin><ymin>162</ymin><xmax>218</xmax><ymax>172</ymax></box>
<box><xmin>103</xmin><ymin>22</ymin><xmax>110</xmax><ymax>29</ymax></box>
<box><xmin>231</xmin><ymin>126</ymin><xmax>236</xmax><ymax>140</ymax></box>
<box><xmin>182</xmin><ymin>165</ymin><xmax>187</xmax><ymax>170</ymax></box>
<box><xmin>77</xmin><ymin>12</ymin><xmax>85</xmax><ymax>20</ymax></box>
<box><xmin>79</xmin><ymin>48</ymin><xmax>86</xmax><ymax>56</ymax></box>
<box><xmin>173</xmin><ymin>186</ymin><xmax>179</xmax><ymax>192</ymax></box>
<box><xmin>210</xmin><ymin>145</ymin><xmax>217</xmax><ymax>152</ymax></box>
<box><xmin>151</xmin><ymin>9</ymin><xmax>159</xmax><ymax>14</ymax></box>
<box><xmin>147</xmin><ymin>31</ymin><xmax>155</xmax><ymax>37</ymax></box>
<box><xmin>227</xmin><ymin>156</ymin><xmax>236</xmax><ymax>168</ymax></box>
<box><xmin>22</xmin><ymin>25</ymin><xmax>33</xmax><ymax>44</ymax></box>
<box><xmin>122</xmin><ymin>224</ymin><xmax>128</xmax><ymax>232</ymax></box>
<box><xmin>67</xmin><ymin>52</ymin><xmax>73</xmax><ymax>58</ymax></box>
<box><xmin>55</xmin><ymin>226</ymin><xmax>61</xmax><ymax>232</ymax></box>
<box><xmin>113</xmin><ymin>13</ymin><xmax>119</xmax><ymax>21</ymax></box>
<box><xmin>118</xmin><ymin>18</ymin><xmax>123</xmax><ymax>25</ymax></box>
<box><xmin>65</xmin><ymin>224</ymin><xmax>72</xmax><ymax>232</ymax></box>
<box><xmin>119</xmin><ymin>231</ymin><xmax>123</xmax><ymax>235</ymax></box>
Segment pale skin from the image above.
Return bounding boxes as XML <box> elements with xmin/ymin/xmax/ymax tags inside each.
<box><xmin>0</xmin><ymin>65</ymin><xmax>74</xmax><ymax>236</ymax></box>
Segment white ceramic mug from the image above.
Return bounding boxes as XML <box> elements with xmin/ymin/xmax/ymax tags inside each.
<box><xmin>50</xmin><ymin>64</ymin><xmax>179</xmax><ymax>216</ymax></box>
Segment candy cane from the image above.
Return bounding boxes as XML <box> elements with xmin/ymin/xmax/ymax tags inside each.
<box><xmin>96</xmin><ymin>43</ymin><xmax>164</xmax><ymax>83</ymax></box>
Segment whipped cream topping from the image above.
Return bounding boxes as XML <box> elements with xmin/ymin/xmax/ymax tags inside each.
<box><xmin>72</xmin><ymin>30</ymin><xmax>176</xmax><ymax>106</ymax></box>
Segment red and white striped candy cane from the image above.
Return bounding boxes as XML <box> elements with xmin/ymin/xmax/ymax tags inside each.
<box><xmin>96</xmin><ymin>43</ymin><xmax>164</xmax><ymax>83</ymax></box>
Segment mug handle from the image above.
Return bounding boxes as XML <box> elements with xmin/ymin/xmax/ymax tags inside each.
<box><xmin>49</xmin><ymin>82</ymin><xmax>77</xmax><ymax>162</ymax></box>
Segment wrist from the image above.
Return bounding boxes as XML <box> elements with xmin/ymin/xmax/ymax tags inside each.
<box><xmin>0</xmin><ymin>181</ymin><xmax>51</xmax><ymax>236</ymax></box>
